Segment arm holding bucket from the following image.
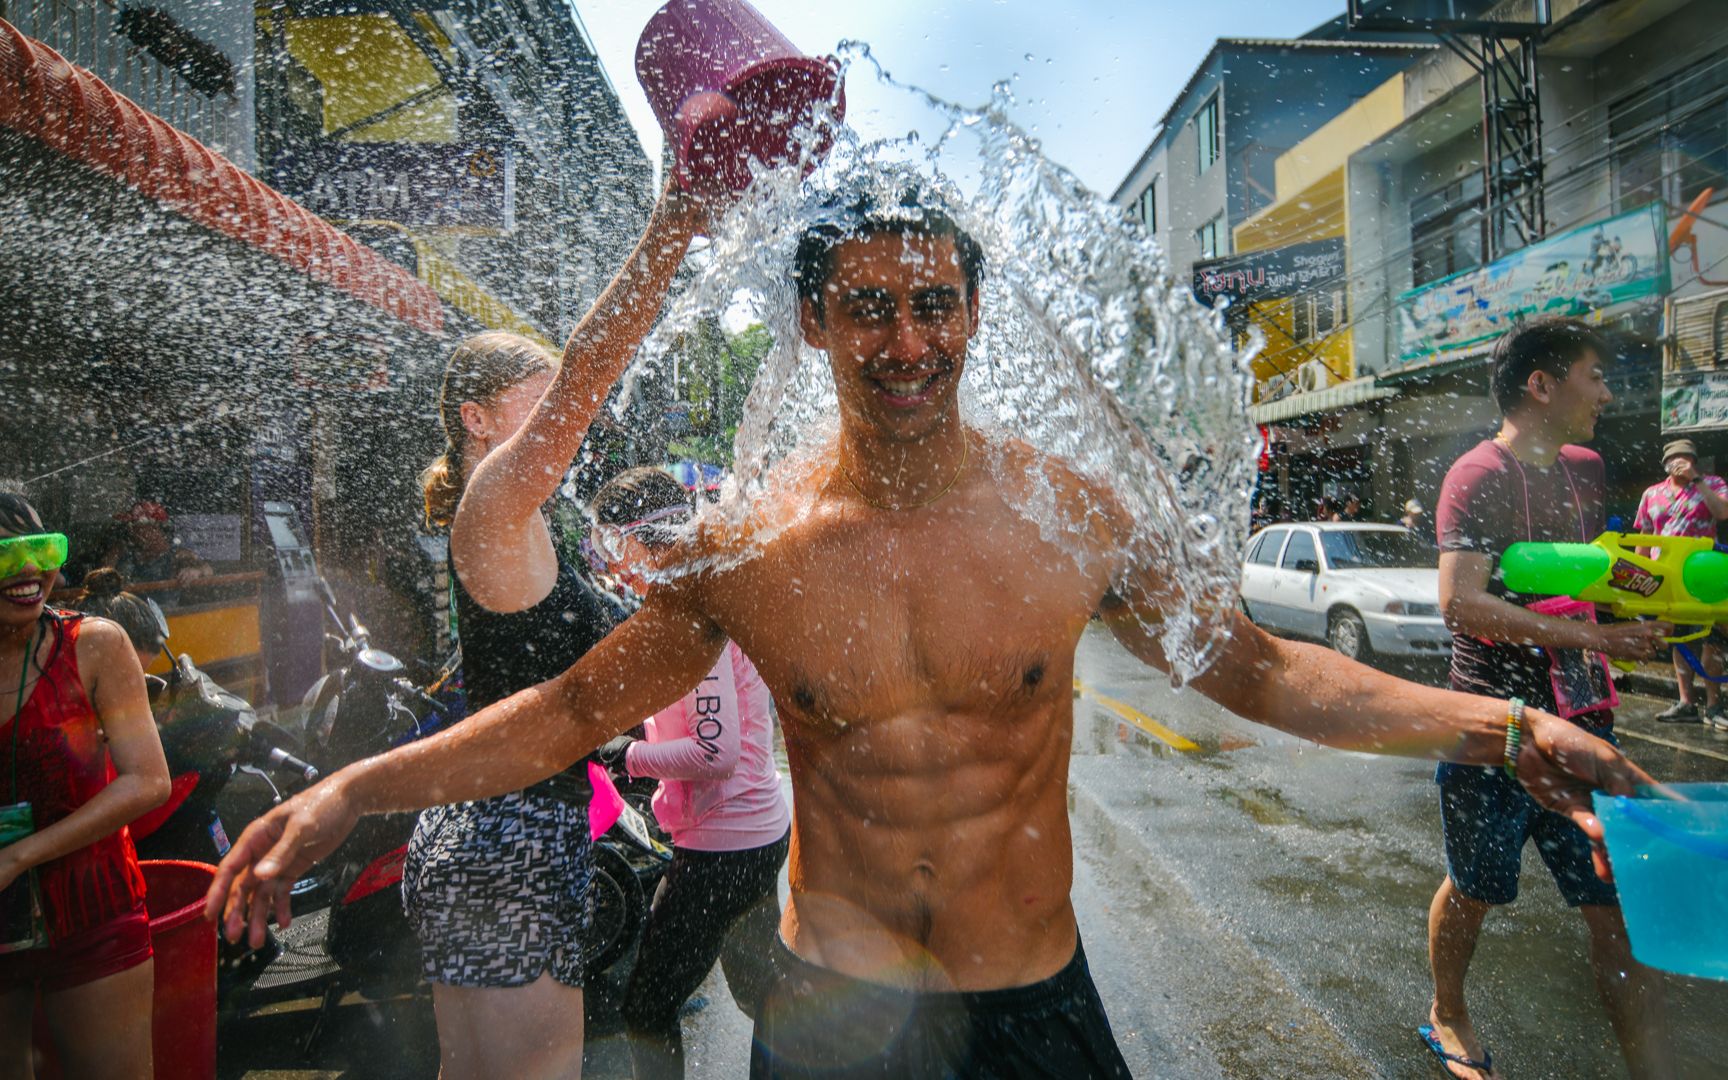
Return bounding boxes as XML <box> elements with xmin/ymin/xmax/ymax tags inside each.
<box><xmin>451</xmin><ymin>181</ymin><xmax>709</xmax><ymax>613</ymax></box>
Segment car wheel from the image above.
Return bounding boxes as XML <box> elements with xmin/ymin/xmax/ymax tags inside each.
<box><xmin>1328</xmin><ymin>609</ymin><xmax>1371</xmax><ymax>661</ymax></box>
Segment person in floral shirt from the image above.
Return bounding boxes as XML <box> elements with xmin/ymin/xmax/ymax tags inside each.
<box><xmin>1634</xmin><ymin>438</ymin><xmax>1728</xmax><ymax>727</ymax></box>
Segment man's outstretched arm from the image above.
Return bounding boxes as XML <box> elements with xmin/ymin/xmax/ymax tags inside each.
<box><xmin>1098</xmin><ymin>585</ymin><xmax>1651</xmax><ymax>852</ymax></box>
<box><xmin>206</xmin><ymin>583</ymin><xmax>728</xmax><ymax>947</ymax></box>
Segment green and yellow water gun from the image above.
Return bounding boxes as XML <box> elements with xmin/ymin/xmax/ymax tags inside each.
<box><xmin>1502</xmin><ymin>532</ymin><xmax>1728</xmax><ymax>643</ymax></box>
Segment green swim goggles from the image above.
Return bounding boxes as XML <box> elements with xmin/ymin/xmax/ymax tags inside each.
<box><xmin>0</xmin><ymin>534</ymin><xmax>69</xmax><ymax>579</ymax></box>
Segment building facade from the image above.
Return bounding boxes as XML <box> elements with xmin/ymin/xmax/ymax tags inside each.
<box><xmin>1112</xmin><ymin>34</ymin><xmax>1431</xmax><ymax>282</ymax></box>
<box><xmin>1134</xmin><ymin>0</ymin><xmax>1728</xmax><ymax>528</ymax></box>
<box><xmin>0</xmin><ymin>1</ymin><xmax>654</xmax><ymax>699</ymax></box>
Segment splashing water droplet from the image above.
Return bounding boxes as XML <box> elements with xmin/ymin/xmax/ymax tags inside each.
<box><xmin>617</xmin><ymin>45</ymin><xmax>1259</xmax><ymax>683</ymax></box>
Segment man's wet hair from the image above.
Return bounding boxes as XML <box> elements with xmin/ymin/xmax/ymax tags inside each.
<box><xmin>1490</xmin><ymin>316</ymin><xmax>1611</xmax><ymax>415</ymax></box>
<box><xmin>792</xmin><ymin>187</ymin><xmax>986</xmax><ymax>323</ymax></box>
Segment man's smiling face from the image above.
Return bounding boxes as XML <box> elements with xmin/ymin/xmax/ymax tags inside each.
<box><xmin>799</xmin><ymin>231</ymin><xmax>980</xmax><ymax>444</ymax></box>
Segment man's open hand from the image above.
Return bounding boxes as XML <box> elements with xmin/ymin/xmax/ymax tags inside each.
<box><xmin>1517</xmin><ymin>710</ymin><xmax>1653</xmax><ymax>881</ymax></box>
<box><xmin>203</xmin><ymin>779</ymin><xmax>359</xmax><ymax>949</ymax></box>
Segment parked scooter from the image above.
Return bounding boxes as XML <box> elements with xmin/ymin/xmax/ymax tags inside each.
<box><xmin>286</xmin><ymin>590</ymin><xmax>456</xmax><ymax>1009</ymax></box>
<box><xmin>131</xmin><ymin>655</ymin><xmax>321</xmax><ymax>866</ymax></box>
<box><xmin>585</xmin><ymin>762</ymin><xmax>672</xmax><ymax>977</ymax></box>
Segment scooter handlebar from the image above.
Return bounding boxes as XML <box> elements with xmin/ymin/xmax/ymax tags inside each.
<box><xmin>246</xmin><ymin>731</ymin><xmax>320</xmax><ymax>784</ymax></box>
<box><xmin>266</xmin><ymin>747</ymin><xmax>320</xmax><ymax>785</ymax></box>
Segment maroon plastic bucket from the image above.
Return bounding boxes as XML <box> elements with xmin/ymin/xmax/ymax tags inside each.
<box><xmin>635</xmin><ymin>0</ymin><xmax>845</xmax><ymax>195</ymax></box>
<box><xmin>30</xmin><ymin>859</ymin><xmax>216</xmax><ymax>1079</ymax></box>
<box><xmin>142</xmin><ymin>860</ymin><xmax>218</xmax><ymax>1080</ymax></box>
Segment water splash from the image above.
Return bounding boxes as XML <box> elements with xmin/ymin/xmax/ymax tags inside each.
<box><xmin>619</xmin><ymin>43</ymin><xmax>1261</xmax><ymax>683</ymax></box>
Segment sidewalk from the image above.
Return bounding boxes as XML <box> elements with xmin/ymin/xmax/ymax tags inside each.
<box><xmin>1614</xmin><ymin>658</ymin><xmax>1688</xmax><ymax>701</ymax></box>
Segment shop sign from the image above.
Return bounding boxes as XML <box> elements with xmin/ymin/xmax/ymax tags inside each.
<box><xmin>271</xmin><ymin>142</ymin><xmax>515</xmax><ymax>231</ymax></box>
<box><xmin>175</xmin><ymin>514</ymin><xmax>245</xmax><ymax>562</ymax></box>
<box><xmin>1662</xmin><ymin>373</ymin><xmax>1728</xmax><ymax>432</ymax></box>
<box><xmin>1192</xmin><ymin>239</ymin><xmax>1345</xmax><ymax>310</ymax></box>
<box><xmin>1393</xmin><ymin>202</ymin><xmax>1668</xmax><ymax>370</ymax></box>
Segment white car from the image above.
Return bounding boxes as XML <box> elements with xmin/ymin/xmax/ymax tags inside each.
<box><xmin>1239</xmin><ymin>522</ymin><xmax>1452</xmax><ymax>661</ymax></box>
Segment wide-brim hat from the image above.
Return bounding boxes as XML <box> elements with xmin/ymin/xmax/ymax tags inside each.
<box><xmin>1663</xmin><ymin>439</ymin><xmax>1699</xmax><ymax>464</ymax></box>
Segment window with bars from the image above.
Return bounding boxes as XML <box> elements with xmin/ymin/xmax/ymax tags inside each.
<box><xmin>1610</xmin><ymin>57</ymin><xmax>1728</xmax><ymax>214</ymax></box>
<box><xmin>1410</xmin><ymin>172</ymin><xmax>1487</xmax><ymax>288</ymax></box>
<box><xmin>1290</xmin><ymin>288</ymin><xmax>1348</xmax><ymax>343</ymax></box>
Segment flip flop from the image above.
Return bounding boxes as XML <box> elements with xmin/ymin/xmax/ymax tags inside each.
<box><xmin>1418</xmin><ymin>1024</ymin><xmax>1495</xmax><ymax>1079</ymax></box>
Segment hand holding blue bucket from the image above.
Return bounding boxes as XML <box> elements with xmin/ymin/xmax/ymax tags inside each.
<box><xmin>1593</xmin><ymin>783</ymin><xmax>1728</xmax><ymax>981</ymax></box>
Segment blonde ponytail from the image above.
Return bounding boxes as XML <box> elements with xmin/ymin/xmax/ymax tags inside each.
<box><xmin>420</xmin><ymin>448</ymin><xmax>464</xmax><ymax>530</ymax></box>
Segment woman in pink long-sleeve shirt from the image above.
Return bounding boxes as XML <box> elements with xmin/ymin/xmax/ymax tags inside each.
<box><xmin>588</xmin><ymin>468</ymin><xmax>791</xmax><ymax>1080</ymax></box>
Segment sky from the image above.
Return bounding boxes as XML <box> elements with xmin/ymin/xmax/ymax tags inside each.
<box><xmin>573</xmin><ymin>0</ymin><xmax>1349</xmax><ymax>197</ymax></box>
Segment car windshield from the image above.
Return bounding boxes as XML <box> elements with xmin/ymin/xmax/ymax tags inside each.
<box><xmin>1320</xmin><ymin>530</ymin><xmax>1434</xmax><ymax>570</ymax></box>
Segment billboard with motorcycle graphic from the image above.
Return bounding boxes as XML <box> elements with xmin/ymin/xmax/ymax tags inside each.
<box><xmin>1393</xmin><ymin>201</ymin><xmax>1668</xmax><ymax>372</ymax></box>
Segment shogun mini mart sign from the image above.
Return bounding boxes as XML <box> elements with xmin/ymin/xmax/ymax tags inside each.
<box><xmin>1394</xmin><ymin>202</ymin><xmax>1667</xmax><ymax>370</ymax></box>
<box><xmin>1191</xmin><ymin>239</ymin><xmax>1345</xmax><ymax>310</ymax></box>
<box><xmin>271</xmin><ymin>142</ymin><xmax>515</xmax><ymax>231</ymax></box>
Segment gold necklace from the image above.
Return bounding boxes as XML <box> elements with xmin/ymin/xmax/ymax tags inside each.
<box><xmin>841</xmin><ymin>437</ymin><xmax>969</xmax><ymax>511</ymax></box>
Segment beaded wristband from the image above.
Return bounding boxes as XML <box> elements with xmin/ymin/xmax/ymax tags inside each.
<box><xmin>1502</xmin><ymin>697</ymin><xmax>1525</xmax><ymax>779</ymax></box>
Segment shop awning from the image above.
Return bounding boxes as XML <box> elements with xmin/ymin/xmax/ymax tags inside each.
<box><xmin>0</xmin><ymin>18</ymin><xmax>443</xmax><ymax>334</ymax></box>
<box><xmin>1249</xmin><ymin>377</ymin><xmax>1394</xmax><ymax>424</ymax></box>
<box><xmin>1375</xmin><ymin>350</ymin><xmax>1491</xmax><ymax>387</ymax></box>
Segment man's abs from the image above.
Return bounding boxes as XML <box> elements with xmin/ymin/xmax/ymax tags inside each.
<box><xmin>778</xmin><ymin>709</ymin><xmax>1079</xmax><ymax>993</ymax></box>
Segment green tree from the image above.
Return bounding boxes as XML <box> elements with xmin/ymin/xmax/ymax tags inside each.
<box><xmin>665</xmin><ymin>319</ymin><xmax>771</xmax><ymax>467</ymax></box>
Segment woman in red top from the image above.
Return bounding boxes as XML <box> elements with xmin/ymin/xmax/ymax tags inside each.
<box><xmin>0</xmin><ymin>491</ymin><xmax>169</xmax><ymax>1079</ymax></box>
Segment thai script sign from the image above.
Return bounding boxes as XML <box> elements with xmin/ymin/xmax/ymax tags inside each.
<box><xmin>271</xmin><ymin>142</ymin><xmax>515</xmax><ymax>231</ymax></box>
<box><xmin>1192</xmin><ymin>238</ymin><xmax>1345</xmax><ymax>310</ymax></box>
<box><xmin>1394</xmin><ymin>203</ymin><xmax>1667</xmax><ymax>370</ymax></box>
<box><xmin>1663</xmin><ymin>372</ymin><xmax>1728</xmax><ymax>432</ymax></box>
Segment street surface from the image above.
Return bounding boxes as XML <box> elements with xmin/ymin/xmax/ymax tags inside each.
<box><xmin>227</xmin><ymin>627</ymin><xmax>1728</xmax><ymax>1078</ymax></box>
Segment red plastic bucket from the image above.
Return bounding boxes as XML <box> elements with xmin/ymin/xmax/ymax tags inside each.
<box><xmin>143</xmin><ymin>859</ymin><xmax>218</xmax><ymax>1080</ymax></box>
<box><xmin>635</xmin><ymin>0</ymin><xmax>844</xmax><ymax>194</ymax></box>
<box><xmin>29</xmin><ymin>859</ymin><xmax>217</xmax><ymax>1079</ymax></box>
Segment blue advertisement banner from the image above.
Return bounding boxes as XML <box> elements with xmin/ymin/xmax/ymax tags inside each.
<box><xmin>1393</xmin><ymin>202</ymin><xmax>1668</xmax><ymax>370</ymax></box>
<box><xmin>270</xmin><ymin>142</ymin><xmax>514</xmax><ymax>231</ymax></box>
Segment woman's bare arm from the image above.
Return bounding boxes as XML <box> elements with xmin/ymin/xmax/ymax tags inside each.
<box><xmin>452</xmin><ymin>183</ymin><xmax>707</xmax><ymax>612</ymax></box>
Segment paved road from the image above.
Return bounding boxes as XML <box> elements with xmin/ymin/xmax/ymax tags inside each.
<box><xmin>1070</xmin><ymin>626</ymin><xmax>1728</xmax><ymax>1080</ymax></box>
<box><xmin>227</xmin><ymin>628</ymin><xmax>1728</xmax><ymax>1077</ymax></box>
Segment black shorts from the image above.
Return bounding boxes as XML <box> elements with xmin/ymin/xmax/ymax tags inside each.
<box><xmin>750</xmin><ymin>935</ymin><xmax>1131</xmax><ymax>1079</ymax></box>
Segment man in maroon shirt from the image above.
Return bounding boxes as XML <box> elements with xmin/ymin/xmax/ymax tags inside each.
<box><xmin>1426</xmin><ymin>318</ymin><xmax>1674</xmax><ymax>1079</ymax></box>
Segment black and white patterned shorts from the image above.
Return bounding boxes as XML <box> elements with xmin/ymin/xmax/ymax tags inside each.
<box><xmin>402</xmin><ymin>789</ymin><xmax>594</xmax><ymax>988</ymax></box>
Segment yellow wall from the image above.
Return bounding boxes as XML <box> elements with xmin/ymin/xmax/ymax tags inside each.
<box><xmin>284</xmin><ymin>14</ymin><xmax>457</xmax><ymax>143</ymax></box>
<box><xmin>148</xmin><ymin>603</ymin><xmax>262</xmax><ymax>674</ymax></box>
<box><xmin>1230</xmin><ymin>74</ymin><xmax>1406</xmax><ymax>403</ymax></box>
<box><xmin>1268</xmin><ymin>76</ymin><xmax>1405</xmax><ymax>200</ymax></box>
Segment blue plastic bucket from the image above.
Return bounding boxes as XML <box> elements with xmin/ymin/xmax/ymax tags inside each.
<box><xmin>1594</xmin><ymin>783</ymin><xmax>1728</xmax><ymax>981</ymax></box>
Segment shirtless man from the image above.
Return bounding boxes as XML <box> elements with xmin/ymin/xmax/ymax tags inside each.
<box><xmin>209</xmin><ymin>194</ymin><xmax>1650</xmax><ymax>1079</ymax></box>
